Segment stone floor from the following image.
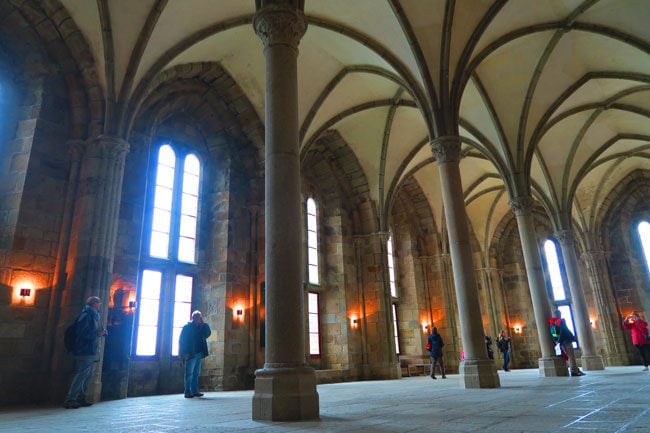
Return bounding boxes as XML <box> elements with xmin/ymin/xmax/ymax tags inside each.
<box><xmin>1</xmin><ymin>366</ymin><xmax>649</xmax><ymax>432</ymax></box>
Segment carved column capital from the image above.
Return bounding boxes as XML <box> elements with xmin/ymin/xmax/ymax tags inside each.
<box><xmin>508</xmin><ymin>196</ymin><xmax>534</xmax><ymax>216</ymax></box>
<box><xmin>554</xmin><ymin>229</ymin><xmax>575</xmax><ymax>246</ymax></box>
<box><xmin>254</xmin><ymin>4</ymin><xmax>307</xmax><ymax>49</ymax></box>
<box><xmin>430</xmin><ymin>136</ymin><xmax>461</xmax><ymax>164</ymax></box>
<box><xmin>85</xmin><ymin>135</ymin><xmax>130</xmax><ymax>160</ymax></box>
<box><xmin>67</xmin><ymin>139</ymin><xmax>86</xmax><ymax>162</ymax></box>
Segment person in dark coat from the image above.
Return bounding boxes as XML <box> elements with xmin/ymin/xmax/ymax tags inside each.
<box><xmin>549</xmin><ymin>309</ymin><xmax>585</xmax><ymax>376</ymax></box>
<box><xmin>179</xmin><ymin>310</ymin><xmax>211</xmax><ymax>398</ymax></box>
<box><xmin>496</xmin><ymin>330</ymin><xmax>512</xmax><ymax>372</ymax></box>
<box><xmin>485</xmin><ymin>335</ymin><xmax>494</xmax><ymax>360</ymax></box>
<box><xmin>427</xmin><ymin>327</ymin><xmax>446</xmax><ymax>379</ymax></box>
<box><xmin>64</xmin><ymin>296</ymin><xmax>106</xmax><ymax>409</ymax></box>
<box><xmin>623</xmin><ymin>312</ymin><xmax>650</xmax><ymax>371</ymax></box>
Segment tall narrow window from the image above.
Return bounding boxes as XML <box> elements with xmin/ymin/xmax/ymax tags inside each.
<box><xmin>135</xmin><ymin>144</ymin><xmax>201</xmax><ymax>357</ymax></box>
<box><xmin>171</xmin><ymin>275</ymin><xmax>193</xmax><ymax>356</ymax></box>
<box><xmin>308</xmin><ymin>292</ymin><xmax>320</xmax><ymax>356</ymax></box>
<box><xmin>544</xmin><ymin>239</ymin><xmax>577</xmax><ymax>350</ymax></box>
<box><xmin>178</xmin><ymin>155</ymin><xmax>199</xmax><ymax>263</ymax></box>
<box><xmin>306</xmin><ymin>198</ymin><xmax>319</xmax><ymax>284</ymax></box>
<box><xmin>135</xmin><ymin>270</ymin><xmax>162</xmax><ymax>356</ymax></box>
<box><xmin>387</xmin><ymin>235</ymin><xmax>397</xmax><ymax>297</ymax></box>
<box><xmin>638</xmin><ymin>221</ymin><xmax>650</xmax><ymax>275</ymax></box>
<box><xmin>392</xmin><ymin>303</ymin><xmax>400</xmax><ymax>354</ymax></box>
<box><xmin>150</xmin><ymin>145</ymin><xmax>175</xmax><ymax>258</ymax></box>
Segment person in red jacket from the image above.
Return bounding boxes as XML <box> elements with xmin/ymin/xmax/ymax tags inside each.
<box><xmin>623</xmin><ymin>312</ymin><xmax>650</xmax><ymax>371</ymax></box>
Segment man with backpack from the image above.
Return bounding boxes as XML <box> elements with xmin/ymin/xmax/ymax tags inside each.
<box><xmin>63</xmin><ymin>296</ymin><xmax>106</xmax><ymax>408</ymax></box>
<box><xmin>549</xmin><ymin>309</ymin><xmax>585</xmax><ymax>377</ymax></box>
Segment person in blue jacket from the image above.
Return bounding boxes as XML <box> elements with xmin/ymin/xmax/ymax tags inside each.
<box><xmin>64</xmin><ymin>296</ymin><xmax>106</xmax><ymax>409</ymax></box>
<box><xmin>179</xmin><ymin>310</ymin><xmax>211</xmax><ymax>398</ymax></box>
<box><xmin>427</xmin><ymin>327</ymin><xmax>446</xmax><ymax>379</ymax></box>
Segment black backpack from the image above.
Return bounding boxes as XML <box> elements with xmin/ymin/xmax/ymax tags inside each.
<box><xmin>64</xmin><ymin>314</ymin><xmax>82</xmax><ymax>353</ymax></box>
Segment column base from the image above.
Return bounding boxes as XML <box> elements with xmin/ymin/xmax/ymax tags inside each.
<box><xmin>538</xmin><ymin>357</ymin><xmax>569</xmax><ymax>377</ymax></box>
<box><xmin>459</xmin><ymin>359</ymin><xmax>500</xmax><ymax>388</ymax></box>
<box><xmin>605</xmin><ymin>354</ymin><xmax>631</xmax><ymax>366</ymax></box>
<box><xmin>252</xmin><ymin>366</ymin><xmax>319</xmax><ymax>421</ymax></box>
<box><xmin>581</xmin><ymin>354</ymin><xmax>605</xmax><ymax>371</ymax></box>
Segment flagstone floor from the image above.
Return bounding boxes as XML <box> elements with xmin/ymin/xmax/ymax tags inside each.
<box><xmin>1</xmin><ymin>366</ymin><xmax>649</xmax><ymax>432</ymax></box>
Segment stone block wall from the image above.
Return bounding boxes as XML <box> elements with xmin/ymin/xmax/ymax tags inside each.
<box><xmin>0</xmin><ymin>72</ymin><xmax>70</xmax><ymax>405</ymax></box>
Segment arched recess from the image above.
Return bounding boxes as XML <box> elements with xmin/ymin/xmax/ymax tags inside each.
<box><xmin>490</xmin><ymin>205</ymin><xmax>555</xmax><ymax>369</ymax></box>
<box><xmin>599</xmin><ymin>170</ymin><xmax>650</xmax><ymax>322</ymax></box>
<box><xmin>0</xmin><ymin>0</ymin><xmax>107</xmax><ymax>405</ymax></box>
<box><xmin>389</xmin><ymin>177</ymin><xmax>450</xmax><ymax>364</ymax></box>
<box><xmin>108</xmin><ymin>63</ymin><xmax>264</xmax><ymax>398</ymax></box>
<box><xmin>300</xmin><ymin>131</ymin><xmax>372</xmax><ymax>379</ymax></box>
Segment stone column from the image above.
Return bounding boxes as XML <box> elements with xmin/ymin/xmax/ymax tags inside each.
<box><xmin>52</xmin><ymin>135</ymin><xmax>129</xmax><ymax>402</ymax></box>
<box><xmin>555</xmin><ymin>230</ymin><xmax>605</xmax><ymax>370</ymax></box>
<box><xmin>430</xmin><ymin>136</ymin><xmax>499</xmax><ymax>388</ymax></box>
<box><xmin>252</xmin><ymin>2</ymin><xmax>319</xmax><ymax>421</ymax></box>
<box><xmin>582</xmin><ymin>250</ymin><xmax>629</xmax><ymax>365</ymax></box>
<box><xmin>509</xmin><ymin>196</ymin><xmax>568</xmax><ymax>376</ymax></box>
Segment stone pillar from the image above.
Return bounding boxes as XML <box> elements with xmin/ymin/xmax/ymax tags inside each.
<box><xmin>582</xmin><ymin>250</ymin><xmax>629</xmax><ymax>365</ymax></box>
<box><xmin>509</xmin><ymin>196</ymin><xmax>568</xmax><ymax>376</ymax></box>
<box><xmin>52</xmin><ymin>135</ymin><xmax>129</xmax><ymax>402</ymax></box>
<box><xmin>430</xmin><ymin>136</ymin><xmax>499</xmax><ymax>388</ymax></box>
<box><xmin>435</xmin><ymin>253</ymin><xmax>461</xmax><ymax>368</ymax></box>
<box><xmin>252</xmin><ymin>2</ymin><xmax>319</xmax><ymax>421</ymax></box>
<box><xmin>555</xmin><ymin>230</ymin><xmax>605</xmax><ymax>370</ymax></box>
<box><xmin>476</xmin><ymin>266</ymin><xmax>504</xmax><ymax>340</ymax></box>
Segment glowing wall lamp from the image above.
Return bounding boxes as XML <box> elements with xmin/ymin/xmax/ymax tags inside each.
<box><xmin>351</xmin><ymin>316</ymin><xmax>359</xmax><ymax>329</ymax></box>
<box><xmin>19</xmin><ymin>288</ymin><xmax>31</xmax><ymax>298</ymax></box>
<box><xmin>422</xmin><ymin>322</ymin><xmax>429</xmax><ymax>333</ymax></box>
<box><xmin>513</xmin><ymin>324</ymin><xmax>522</xmax><ymax>335</ymax></box>
<box><xmin>234</xmin><ymin>305</ymin><xmax>244</xmax><ymax>321</ymax></box>
<box><xmin>589</xmin><ymin>318</ymin><xmax>596</xmax><ymax>328</ymax></box>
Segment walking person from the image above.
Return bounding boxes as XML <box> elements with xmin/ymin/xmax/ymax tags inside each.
<box><xmin>179</xmin><ymin>310</ymin><xmax>211</xmax><ymax>398</ymax></box>
<box><xmin>427</xmin><ymin>327</ymin><xmax>446</xmax><ymax>379</ymax></box>
<box><xmin>496</xmin><ymin>330</ymin><xmax>512</xmax><ymax>371</ymax></box>
<box><xmin>622</xmin><ymin>312</ymin><xmax>650</xmax><ymax>371</ymax></box>
<box><xmin>63</xmin><ymin>296</ymin><xmax>106</xmax><ymax>409</ymax></box>
<box><xmin>549</xmin><ymin>309</ymin><xmax>585</xmax><ymax>376</ymax></box>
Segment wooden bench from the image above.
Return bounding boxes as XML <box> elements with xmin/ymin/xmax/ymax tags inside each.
<box><xmin>399</xmin><ymin>355</ymin><xmax>432</xmax><ymax>377</ymax></box>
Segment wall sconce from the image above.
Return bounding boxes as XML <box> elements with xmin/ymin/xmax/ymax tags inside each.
<box><xmin>128</xmin><ymin>301</ymin><xmax>136</xmax><ymax>309</ymax></box>
<box><xmin>19</xmin><ymin>288</ymin><xmax>31</xmax><ymax>298</ymax></box>
<box><xmin>422</xmin><ymin>322</ymin><xmax>429</xmax><ymax>333</ymax></box>
<box><xmin>513</xmin><ymin>324</ymin><xmax>522</xmax><ymax>334</ymax></box>
<box><xmin>589</xmin><ymin>318</ymin><xmax>596</xmax><ymax>328</ymax></box>
<box><xmin>233</xmin><ymin>305</ymin><xmax>244</xmax><ymax>321</ymax></box>
<box><xmin>351</xmin><ymin>317</ymin><xmax>359</xmax><ymax>329</ymax></box>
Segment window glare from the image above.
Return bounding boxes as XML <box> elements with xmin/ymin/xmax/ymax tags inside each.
<box><xmin>171</xmin><ymin>274</ymin><xmax>193</xmax><ymax>356</ymax></box>
<box><xmin>308</xmin><ymin>292</ymin><xmax>320</xmax><ymax>355</ymax></box>
<box><xmin>136</xmin><ymin>270</ymin><xmax>162</xmax><ymax>356</ymax></box>
<box><xmin>638</xmin><ymin>221</ymin><xmax>650</xmax><ymax>274</ymax></box>
<box><xmin>306</xmin><ymin>198</ymin><xmax>319</xmax><ymax>284</ymax></box>
<box><xmin>392</xmin><ymin>303</ymin><xmax>400</xmax><ymax>354</ymax></box>
<box><xmin>387</xmin><ymin>236</ymin><xmax>397</xmax><ymax>297</ymax></box>
<box><xmin>544</xmin><ymin>240</ymin><xmax>566</xmax><ymax>301</ymax></box>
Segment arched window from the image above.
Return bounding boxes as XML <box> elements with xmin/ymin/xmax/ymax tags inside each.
<box><xmin>638</xmin><ymin>221</ymin><xmax>650</xmax><ymax>277</ymax></box>
<box><xmin>544</xmin><ymin>239</ymin><xmax>577</xmax><ymax>350</ymax></box>
<box><xmin>387</xmin><ymin>235</ymin><xmax>397</xmax><ymax>297</ymax></box>
<box><xmin>135</xmin><ymin>144</ymin><xmax>201</xmax><ymax>357</ymax></box>
<box><xmin>306</xmin><ymin>197</ymin><xmax>319</xmax><ymax>284</ymax></box>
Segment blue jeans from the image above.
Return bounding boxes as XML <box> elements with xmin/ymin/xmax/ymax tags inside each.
<box><xmin>184</xmin><ymin>353</ymin><xmax>203</xmax><ymax>395</ymax></box>
<box><xmin>65</xmin><ymin>359</ymin><xmax>95</xmax><ymax>403</ymax></box>
<box><xmin>502</xmin><ymin>351</ymin><xmax>510</xmax><ymax>371</ymax></box>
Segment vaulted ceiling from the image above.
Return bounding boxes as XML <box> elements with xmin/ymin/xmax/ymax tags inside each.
<box><xmin>51</xmin><ymin>0</ymin><xmax>650</xmax><ymax>254</ymax></box>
